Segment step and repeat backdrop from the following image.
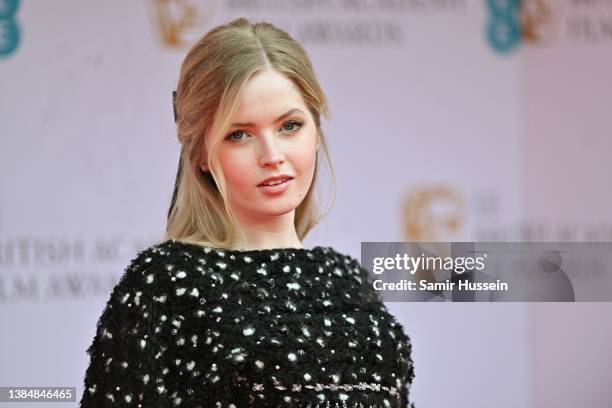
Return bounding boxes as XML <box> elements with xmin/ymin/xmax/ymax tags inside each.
<box><xmin>1</xmin><ymin>1</ymin><xmax>611</xmax><ymax>407</ymax></box>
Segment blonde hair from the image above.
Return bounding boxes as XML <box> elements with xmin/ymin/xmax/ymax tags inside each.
<box><xmin>162</xmin><ymin>17</ymin><xmax>335</xmax><ymax>250</ymax></box>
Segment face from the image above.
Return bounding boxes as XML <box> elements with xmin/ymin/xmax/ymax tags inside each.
<box><xmin>204</xmin><ymin>69</ymin><xmax>320</xmax><ymax>224</ymax></box>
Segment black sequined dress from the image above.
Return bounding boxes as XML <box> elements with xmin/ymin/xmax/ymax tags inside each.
<box><xmin>80</xmin><ymin>239</ymin><xmax>416</xmax><ymax>407</ymax></box>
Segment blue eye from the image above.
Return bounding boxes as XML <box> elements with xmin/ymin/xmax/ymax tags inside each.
<box><xmin>226</xmin><ymin>131</ymin><xmax>247</xmax><ymax>142</ymax></box>
<box><xmin>282</xmin><ymin>120</ymin><xmax>303</xmax><ymax>132</ymax></box>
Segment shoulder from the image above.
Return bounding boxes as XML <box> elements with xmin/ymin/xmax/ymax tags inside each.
<box><xmin>324</xmin><ymin>246</ymin><xmax>363</xmax><ymax>269</ymax></box>
<box><xmin>107</xmin><ymin>240</ymin><xmax>201</xmax><ymax>305</ymax></box>
<box><xmin>91</xmin><ymin>240</ymin><xmax>205</xmax><ymax>339</ymax></box>
<box><xmin>325</xmin><ymin>246</ymin><xmax>386</xmax><ymax>303</ymax></box>
<box><xmin>319</xmin><ymin>246</ymin><xmax>372</xmax><ymax>282</ymax></box>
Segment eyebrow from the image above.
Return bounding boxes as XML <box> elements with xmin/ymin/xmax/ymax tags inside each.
<box><xmin>230</xmin><ymin>108</ymin><xmax>305</xmax><ymax>128</ymax></box>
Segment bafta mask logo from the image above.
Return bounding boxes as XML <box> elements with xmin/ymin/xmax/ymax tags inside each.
<box><xmin>148</xmin><ymin>0</ymin><xmax>218</xmax><ymax>48</ymax></box>
<box><xmin>520</xmin><ymin>0</ymin><xmax>562</xmax><ymax>46</ymax></box>
<box><xmin>401</xmin><ymin>185</ymin><xmax>465</xmax><ymax>241</ymax></box>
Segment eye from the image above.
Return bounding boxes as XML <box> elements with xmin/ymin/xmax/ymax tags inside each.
<box><xmin>225</xmin><ymin>130</ymin><xmax>249</xmax><ymax>142</ymax></box>
<box><xmin>282</xmin><ymin>120</ymin><xmax>303</xmax><ymax>132</ymax></box>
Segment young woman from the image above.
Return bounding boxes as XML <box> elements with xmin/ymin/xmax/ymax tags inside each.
<box><xmin>80</xmin><ymin>17</ymin><xmax>416</xmax><ymax>408</ymax></box>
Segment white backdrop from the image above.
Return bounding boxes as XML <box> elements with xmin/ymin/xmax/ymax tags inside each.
<box><xmin>1</xmin><ymin>1</ymin><xmax>610</xmax><ymax>407</ymax></box>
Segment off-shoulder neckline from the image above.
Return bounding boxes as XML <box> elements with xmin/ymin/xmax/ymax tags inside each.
<box><xmin>161</xmin><ymin>239</ymin><xmax>329</xmax><ymax>257</ymax></box>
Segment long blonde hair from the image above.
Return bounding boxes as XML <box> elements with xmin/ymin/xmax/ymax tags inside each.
<box><xmin>162</xmin><ymin>17</ymin><xmax>335</xmax><ymax>250</ymax></box>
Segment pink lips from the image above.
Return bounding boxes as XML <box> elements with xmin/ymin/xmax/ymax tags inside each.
<box><xmin>257</xmin><ymin>177</ymin><xmax>293</xmax><ymax>195</ymax></box>
<box><xmin>257</xmin><ymin>174</ymin><xmax>293</xmax><ymax>186</ymax></box>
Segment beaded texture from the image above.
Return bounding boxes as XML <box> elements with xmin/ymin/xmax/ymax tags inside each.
<box><xmin>80</xmin><ymin>240</ymin><xmax>416</xmax><ymax>407</ymax></box>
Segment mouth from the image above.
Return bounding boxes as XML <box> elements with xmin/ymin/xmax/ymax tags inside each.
<box><xmin>257</xmin><ymin>176</ymin><xmax>293</xmax><ymax>187</ymax></box>
<box><xmin>257</xmin><ymin>177</ymin><xmax>294</xmax><ymax>194</ymax></box>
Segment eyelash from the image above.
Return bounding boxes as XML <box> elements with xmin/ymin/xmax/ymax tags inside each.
<box><xmin>225</xmin><ymin>120</ymin><xmax>304</xmax><ymax>142</ymax></box>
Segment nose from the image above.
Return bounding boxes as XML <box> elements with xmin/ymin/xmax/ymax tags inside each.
<box><xmin>258</xmin><ymin>135</ymin><xmax>285</xmax><ymax>168</ymax></box>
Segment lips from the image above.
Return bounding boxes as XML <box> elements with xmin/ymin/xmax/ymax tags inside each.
<box><xmin>257</xmin><ymin>177</ymin><xmax>293</xmax><ymax>195</ymax></box>
<box><xmin>257</xmin><ymin>175</ymin><xmax>294</xmax><ymax>187</ymax></box>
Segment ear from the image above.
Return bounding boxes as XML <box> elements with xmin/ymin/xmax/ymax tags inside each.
<box><xmin>199</xmin><ymin>160</ymin><xmax>209</xmax><ymax>172</ymax></box>
<box><xmin>198</xmin><ymin>148</ymin><xmax>209</xmax><ymax>173</ymax></box>
<box><xmin>198</xmin><ymin>153</ymin><xmax>208</xmax><ymax>172</ymax></box>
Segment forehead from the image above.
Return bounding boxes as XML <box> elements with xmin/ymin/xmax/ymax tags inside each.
<box><xmin>233</xmin><ymin>70</ymin><xmax>307</xmax><ymax>121</ymax></box>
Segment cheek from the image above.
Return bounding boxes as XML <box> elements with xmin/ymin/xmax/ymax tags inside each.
<box><xmin>289</xmin><ymin>143</ymin><xmax>317</xmax><ymax>191</ymax></box>
<box><xmin>218</xmin><ymin>151</ymin><xmax>252</xmax><ymax>192</ymax></box>
<box><xmin>293</xmin><ymin>138</ymin><xmax>318</xmax><ymax>174</ymax></box>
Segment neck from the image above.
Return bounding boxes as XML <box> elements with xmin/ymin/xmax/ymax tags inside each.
<box><xmin>230</xmin><ymin>209</ymin><xmax>304</xmax><ymax>251</ymax></box>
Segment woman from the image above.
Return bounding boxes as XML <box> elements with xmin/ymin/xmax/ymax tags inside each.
<box><xmin>80</xmin><ymin>17</ymin><xmax>416</xmax><ymax>408</ymax></box>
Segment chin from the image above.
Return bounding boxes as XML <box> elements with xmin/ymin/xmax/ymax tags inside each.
<box><xmin>258</xmin><ymin>203</ymin><xmax>298</xmax><ymax>216</ymax></box>
<box><xmin>254</xmin><ymin>195</ymin><xmax>303</xmax><ymax>216</ymax></box>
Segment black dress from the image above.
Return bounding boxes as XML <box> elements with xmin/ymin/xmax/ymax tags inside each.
<box><xmin>80</xmin><ymin>239</ymin><xmax>416</xmax><ymax>407</ymax></box>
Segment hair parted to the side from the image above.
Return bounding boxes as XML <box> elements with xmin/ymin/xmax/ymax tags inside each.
<box><xmin>162</xmin><ymin>17</ymin><xmax>336</xmax><ymax>250</ymax></box>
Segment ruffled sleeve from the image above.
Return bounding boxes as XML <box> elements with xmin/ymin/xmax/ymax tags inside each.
<box><xmin>79</xmin><ymin>248</ymin><xmax>173</xmax><ymax>407</ymax></box>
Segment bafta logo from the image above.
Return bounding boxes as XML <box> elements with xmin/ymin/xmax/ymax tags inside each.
<box><xmin>148</xmin><ymin>0</ymin><xmax>218</xmax><ymax>48</ymax></box>
<box><xmin>520</xmin><ymin>0</ymin><xmax>563</xmax><ymax>46</ymax></box>
<box><xmin>401</xmin><ymin>185</ymin><xmax>464</xmax><ymax>242</ymax></box>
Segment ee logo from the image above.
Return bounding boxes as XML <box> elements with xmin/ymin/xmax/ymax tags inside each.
<box><xmin>486</xmin><ymin>0</ymin><xmax>521</xmax><ymax>53</ymax></box>
<box><xmin>1</xmin><ymin>0</ymin><xmax>20</xmax><ymax>57</ymax></box>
